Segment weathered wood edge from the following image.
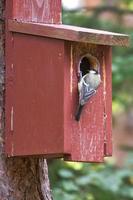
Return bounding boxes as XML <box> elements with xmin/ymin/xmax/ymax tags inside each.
<box><xmin>12</xmin><ymin>0</ymin><xmax>62</xmax><ymax>24</ymax></box>
<box><xmin>8</xmin><ymin>20</ymin><xmax>129</xmax><ymax>47</ymax></box>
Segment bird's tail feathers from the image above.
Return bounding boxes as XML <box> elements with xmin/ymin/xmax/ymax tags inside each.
<box><xmin>75</xmin><ymin>104</ymin><xmax>84</xmax><ymax>121</ymax></box>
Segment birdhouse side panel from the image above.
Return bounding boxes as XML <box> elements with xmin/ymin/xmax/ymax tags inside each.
<box><xmin>102</xmin><ymin>46</ymin><xmax>112</xmax><ymax>156</ymax></box>
<box><xmin>5</xmin><ymin>33</ymin><xmax>65</xmax><ymax>157</ymax></box>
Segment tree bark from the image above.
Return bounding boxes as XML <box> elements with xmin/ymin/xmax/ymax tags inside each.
<box><xmin>0</xmin><ymin>1</ymin><xmax>52</xmax><ymax>199</ymax></box>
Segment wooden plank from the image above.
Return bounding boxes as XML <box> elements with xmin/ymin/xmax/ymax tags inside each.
<box><xmin>13</xmin><ymin>0</ymin><xmax>62</xmax><ymax>23</ymax></box>
<box><xmin>8</xmin><ymin>20</ymin><xmax>129</xmax><ymax>46</ymax></box>
<box><xmin>64</xmin><ymin>43</ymin><xmax>105</xmax><ymax>162</ymax></box>
<box><xmin>6</xmin><ymin>33</ymin><xmax>66</xmax><ymax>157</ymax></box>
<box><xmin>103</xmin><ymin>46</ymin><xmax>112</xmax><ymax>156</ymax></box>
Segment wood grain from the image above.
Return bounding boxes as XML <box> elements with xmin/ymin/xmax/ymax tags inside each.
<box><xmin>8</xmin><ymin>20</ymin><xmax>129</xmax><ymax>46</ymax></box>
<box><xmin>102</xmin><ymin>46</ymin><xmax>112</xmax><ymax>156</ymax></box>
<box><xmin>6</xmin><ymin>33</ymin><xmax>66</xmax><ymax>157</ymax></box>
<box><xmin>13</xmin><ymin>0</ymin><xmax>61</xmax><ymax>23</ymax></box>
<box><xmin>64</xmin><ymin>43</ymin><xmax>105</xmax><ymax>162</ymax></box>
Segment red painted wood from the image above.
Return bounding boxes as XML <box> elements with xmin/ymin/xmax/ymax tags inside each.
<box><xmin>5</xmin><ymin>33</ymin><xmax>67</xmax><ymax>157</ymax></box>
<box><xmin>5</xmin><ymin>0</ymin><xmax>113</xmax><ymax>161</ymax></box>
<box><xmin>5</xmin><ymin>0</ymin><xmax>62</xmax><ymax>157</ymax></box>
<box><xmin>13</xmin><ymin>0</ymin><xmax>62</xmax><ymax>24</ymax></box>
<box><xmin>5</xmin><ymin>33</ymin><xmax>112</xmax><ymax>162</ymax></box>
<box><xmin>64</xmin><ymin>43</ymin><xmax>105</xmax><ymax>162</ymax></box>
<box><xmin>8</xmin><ymin>20</ymin><xmax>129</xmax><ymax>47</ymax></box>
<box><xmin>103</xmin><ymin>46</ymin><xmax>112</xmax><ymax>156</ymax></box>
<box><xmin>5</xmin><ymin>29</ymin><xmax>113</xmax><ymax>160</ymax></box>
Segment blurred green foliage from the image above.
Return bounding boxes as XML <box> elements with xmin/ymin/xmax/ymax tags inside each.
<box><xmin>49</xmin><ymin>2</ymin><xmax>133</xmax><ymax>200</ymax></box>
<box><xmin>49</xmin><ymin>158</ymin><xmax>133</xmax><ymax>200</ymax></box>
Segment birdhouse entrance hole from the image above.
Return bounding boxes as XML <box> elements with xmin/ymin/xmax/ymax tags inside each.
<box><xmin>79</xmin><ymin>54</ymin><xmax>100</xmax><ymax>77</ymax></box>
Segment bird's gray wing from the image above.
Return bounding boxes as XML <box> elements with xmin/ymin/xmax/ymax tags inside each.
<box><xmin>80</xmin><ymin>83</ymin><xmax>96</xmax><ymax>105</ymax></box>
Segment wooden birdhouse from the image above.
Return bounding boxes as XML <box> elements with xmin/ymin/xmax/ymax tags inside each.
<box><xmin>5</xmin><ymin>0</ymin><xmax>129</xmax><ymax>162</ymax></box>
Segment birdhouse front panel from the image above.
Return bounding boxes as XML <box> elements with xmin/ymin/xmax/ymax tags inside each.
<box><xmin>63</xmin><ymin>43</ymin><xmax>112</xmax><ymax>162</ymax></box>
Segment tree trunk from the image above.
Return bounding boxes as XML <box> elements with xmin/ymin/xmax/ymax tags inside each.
<box><xmin>0</xmin><ymin>1</ymin><xmax>52</xmax><ymax>199</ymax></box>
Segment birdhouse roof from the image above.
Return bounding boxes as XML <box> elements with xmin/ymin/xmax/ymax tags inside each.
<box><xmin>9</xmin><ymin>20</ymin><xmax>129</xmax><ymax>47</ymax></box>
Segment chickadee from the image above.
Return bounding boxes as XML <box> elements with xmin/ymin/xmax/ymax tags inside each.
<box><xmin>75</xmin><ymin>70</ymin><xmax>101</xmax><ymax>121</ymax></box>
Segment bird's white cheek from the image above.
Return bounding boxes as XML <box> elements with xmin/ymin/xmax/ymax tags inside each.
<box><xmin>78</xmin><ymin>82</ymin><xmax>82</xmax><ymax>91</ymax></box>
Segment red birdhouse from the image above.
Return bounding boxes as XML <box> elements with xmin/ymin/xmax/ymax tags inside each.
<box><xmin>5</xmin><ymin>0</ymin><xmax>129</xmax><ymax>162</ymax></box>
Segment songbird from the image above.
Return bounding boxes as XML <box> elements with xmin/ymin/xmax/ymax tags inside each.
<box><xmin>75</xmin><ymin>69</ymin><xmax>101</xmax><ymax>121</ymax></box>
